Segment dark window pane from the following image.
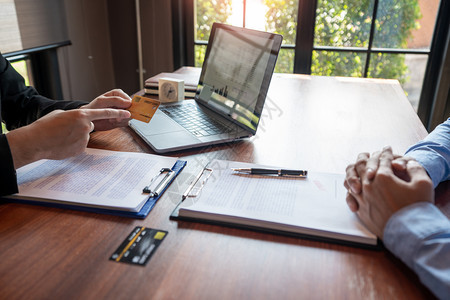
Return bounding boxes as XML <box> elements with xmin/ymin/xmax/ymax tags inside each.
<box><xmin>195</xmin><ymin>45</ymin><xmax>294</xmax><ymax>73</ymax></box>
<box><xmin>372</xmin><ymin>0</ymin><xmax>424</xmax><ymax>49</ymax></box>
<box><xmin>195</xmin><ymin>45</ymin><xmax>207</xmax><ymax>68</ymax></box>
<box><xmin>274</xmin><ymin>49</ymin><xmax>295</xmax><ymax>73</ymax></box>
<box><xmin>311</xmin><ymin>51</ymin><xmax>366</xmax><ymax>77</ymax></box>
<box><xmin>367</xmin><ymin>52</ymin><xmax>408</xmax><ymax>81</ymax></box>
<box><xmin>195</xmin><ymin>0</ymin><xmax>233</xmax><ymax>42</ymax></box>
<box><xmin>264</xmin><ymin>0</ymin><xmax>298</xmax><ymax>45</ymax></box>
<box><xmin>195</xmin><ymin>0</ymin><xmax>297</xmax><ymax>72</ymax></box>
<box><xmin>11</xmin><ymin>59</ymin><xmax>32</xmax><ymax>86</ymax></box>
<box><xmin>314</xmin><ymin>0</ymin><xmax>374</xmax><ymax>48</ymax></box>
<box><xmin>406</xmin><ymin>0</ymin><xmax>440</xmax><ymax>50</ymax></box>
<box><xmin>402</xmin><ymin>54</ymin><xmax>428</xmax><ymax>110</ymax></box>
<box><xmin>368</xmin><ymin>53</ymin><xmax>427</xmax><ymax>110</ymax></box>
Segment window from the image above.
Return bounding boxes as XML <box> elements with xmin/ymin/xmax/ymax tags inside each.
<box><xmin>2</xmin><ymin>55</ymin><xmax>33</xmax><ymax>133</ymax></box>
<box><xmin>8</xmin><ymin>55</ymin><xmax>33</xmax><ymax>87</ymax></box>
<box><xmin>194</xmin><ymin>0</ymin><xmax>298</xmax><ymax>73</ymax></box>
<box><xmin>1</xmin><ymin>0</ymin><xmax>70</xmax><ymax>99</ymax></box>
<box><xmin>194</xmin><ymin>0</ymin><xmax>442</xmax><ymax>111</ymax></box>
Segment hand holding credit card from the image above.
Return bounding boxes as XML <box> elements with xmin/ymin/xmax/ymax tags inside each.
<box><xmin>128</xmin><ymin>95</ymin><xmax>160</xmax><ymax>123</ymax></box>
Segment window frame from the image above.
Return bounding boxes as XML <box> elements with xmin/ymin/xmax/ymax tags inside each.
<box><xmin>3</xmin><ymin>41</ymin><xmax>70</xmax><ymax>99</ymax></box>
<box><xmin>185</xmin><ymin>0</ymin><xmax>448</xmax><ymax>127</ymax></box>
<box><xmin>193</xmin><ymin>0</ymin><xmax>434</xmax><ymax>75</ymax></box>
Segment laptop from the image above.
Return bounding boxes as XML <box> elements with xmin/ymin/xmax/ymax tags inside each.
<box><xmin>129</xmin><ymin>22</ymin><xmax>283</xmax><ymax>153</ymax></box>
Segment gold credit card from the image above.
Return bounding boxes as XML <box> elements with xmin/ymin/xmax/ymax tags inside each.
<box><xmin>128</xmin><ymin>95</ymin><xmax>160</xmax><ymax>123</ymax></box>
<box><xmin>110</xmin><ymin>226</ymin><xmax>168</xmax><ymax>266</ymax></box>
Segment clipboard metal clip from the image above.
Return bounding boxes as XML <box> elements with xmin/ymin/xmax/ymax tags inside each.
<box><xmin>182</xmin><ymin>167</ymin><xmax>213</xmax><ymax>200</ymax></box>
<box><xmin>143</xmin><ymin>168</ymin><xmax>176</xmax><ymax>197</ymax></box>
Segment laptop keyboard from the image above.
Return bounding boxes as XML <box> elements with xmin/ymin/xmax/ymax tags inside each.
<box><xmin>160</xmin><ymin>103</ymin><xmax>232</xmax><ymax>137</ymax></box>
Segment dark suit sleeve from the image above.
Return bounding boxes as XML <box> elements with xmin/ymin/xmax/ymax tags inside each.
<box><xmin>0</xmin><ymin>134</ymin><xmax>18</xmax><ymax>196</ymax></box>
<box><xmin>0</xmin><ymin>53</ymin><xmax>87</xmax><ymax>130</ymax></box>
<box><xmin>0</xmin><ymin>53</ymin><xmax>88</xmax><ymax>196</ymax></box>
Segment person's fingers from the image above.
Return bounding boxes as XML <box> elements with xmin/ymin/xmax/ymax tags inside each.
<box><xmin>365</xmin><ymin>150</ymin><xmax>382</xmax><ymax>180</ymax></box>
<box><xmin>360</xmin><ymin>150</ymin><xmax>380</xmax><ymax>185</ymax></box>
<box><xmin>391</xmin><ymin>158</ymin><xmax>407</xmax><ymax>172</ymax></box>
<box><xmin>96</xmin><ymin>95</ymin><xmax>132</xmax><ymax>109</ymax></box>
<box><xmin>345</xmin><ymin>192</ymin><xmax>359</xmax><ymax>212</ymax></box>
<box><xmin>405</xmin><ymin>160</ymin><xmax>435</xmax><ymax>204</ymax></box>
<box><xmin>378</xmin><ymin>146</ymin><xmax>394</xmax><ymax>168</ymax></box>
<box><xmin>345</xmin><ymin>164</ymin><xmax>362</xmax><ymax>194</ymax></box>
<box><xmin>355</xmin><ymin>210</ymin><xmax>382</xmax><ymax>238</ymax></box>
<box><xmin>82</xmin><ymin>89</ymin><xmax>132</xmax><ymax>110</ymax></box>
<box><xmin>391</xmin><ymin>156</ymin><xmax>416</xmax><ymax>181</ymax></box>
<box><xmin>83</xmin><ymin>108</ymin><xmax>131</xmax><ymax>121</ymax></box>
<box><xmin>354</xmin><ymin>152</ymin><xmax>370</xmax><ymax>177</ymax></box>
<box><xmin>105</xmin><ymin>89</ymin><xmax>132</xmax><ymax>100</ymax></box>
<box><xmin>373</xmin><ymin>147</ymin><xmax>411</xmax><ymax>191</ymax></box>
<box><xmin>406</xmin><ymin>160</ymin><xmax>432</xmax><ymax>184</ymax></box>
<box><xmin>392</xmin><ymin>156</ymin><xmax>415</xmax><ymax>171</ymax></box>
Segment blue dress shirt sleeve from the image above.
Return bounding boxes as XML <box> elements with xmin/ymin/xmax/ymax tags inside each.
<box><xmin>384</xmin><ymin>203</ymin><xmax>450</xmax><ymax>300</ymax></box>
<box><xmin>384</xmin><ymin>118</ymin><xmax>450</xmax><ymax>299</ymax></box>
<box><xmin>405</xmin><ymin>118</ymin><xmax>450</xmax><ymax>188</ymax></box>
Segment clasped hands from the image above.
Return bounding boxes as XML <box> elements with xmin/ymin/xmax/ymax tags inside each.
<box><xmin>7</xmin><ymin>89</ymin><xmax>132</xmax><ymax>169</ymax></box>
<box><xmin>344</xmin><ymin>146</ymin><xmax>434</xmax><ymax>238</ymax></box>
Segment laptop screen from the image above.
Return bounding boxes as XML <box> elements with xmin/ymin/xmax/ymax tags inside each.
<box><xmin>196</xmin><ymin>23</ymin><xmax>283</xmax><ymax>134</ymax></box>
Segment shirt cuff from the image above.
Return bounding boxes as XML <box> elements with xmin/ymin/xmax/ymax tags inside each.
<box><xmin>406</xmin><ymin>144</ymin><xmax>450</xmax><ymax>188</ymax></box>
<box><xmin>383</xmin><ymin>202</ymin><xmax>450</xmax><ymax>269</ymax></box>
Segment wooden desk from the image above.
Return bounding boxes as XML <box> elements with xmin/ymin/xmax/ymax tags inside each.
<box><xmin>0</xmin><ymin>70</ymin><xmax>446</xmax><ymax>299</ymax></box>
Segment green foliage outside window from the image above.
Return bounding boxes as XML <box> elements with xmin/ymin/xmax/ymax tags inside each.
<box><xmin>2</xmin><ymin>60</ymin><xmax>29</xmax><ymax>133</ymax></box>
<box><xmin>195</xmin><ymin>0</ymin><xmax>421</xmax><ymax>83</ymax></box>
<box><xmin>312</xmin><ymin>0</ymin><xmax>421</xmax><ymax>82</ymax></box>
<box><xmin>195</xmin><ymin>0</ymin><xmax>232</xmax><ymax>68</ymax></box>
<box><xmin>264</xmin><ymin>0</ymin><xmax>298</xmax><ymax>73</ymax></box>
<box><xmin>11</xmin><ymin>60</ymin><xmax>31</xmax><ymax>86</ymax></box>
<box><xmin>195</xmin><ymin>0</ymin><xmax>232</xmax><ymax>67</ymax></box>
<box><xmin>195</xmin><ymin>0</ymin><xmax>232</xmax><ymax>41</ymax></box>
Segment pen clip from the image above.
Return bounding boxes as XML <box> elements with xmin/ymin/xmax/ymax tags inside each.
<box><xmin>143</xmin><ymin>168</ymin><xmax>174</xmax><ymax>197</ymax></box>
<box><xmin>182</xmin><ymin>167</ymin><xmax>213</xmax><ymax>200</ymax></box>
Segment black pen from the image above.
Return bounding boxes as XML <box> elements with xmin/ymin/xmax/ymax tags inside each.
<box><xmin>231</xmin><ymin>168</ymin><xmax>307</xmax><ymax>177</ymax></box>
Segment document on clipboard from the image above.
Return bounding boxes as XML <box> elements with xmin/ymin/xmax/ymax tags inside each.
<box><xmin>5</xmin><ymin>148</ymin><xmax>186</xmax><ymax>218</ymax></box>
<box><xmin>171</xmin><ymin>159</ymin><xmax>377</xmax><ymax>247</ymax></box>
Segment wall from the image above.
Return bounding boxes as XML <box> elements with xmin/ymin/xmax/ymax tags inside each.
<box><xmin>408</xmin><ymin>0</ymin><xmax>440</xmax><ymax>49</ymax></box>
<box><xmin>0</xmin><ymin>0</ymin><xmax>23</xmax><ymax>53</ymax></box>
<box><xmin>59</xmin><ymin>0</ymin><xmax>174</xmax><ymax>101</ymax></box>
<box><xmin>15</xmin><ymin>0</ymin><xmax>69</xmax><ymax>50</ymax></box>
<box><xmin>108</xmin><ymin>0</ymin><xmax>174</xmax><ymax>95</ymax></box>
<box><xmin>59</xmin><ymin>0</ymin><xmax>116</xmax><ymax>101</ymax></box>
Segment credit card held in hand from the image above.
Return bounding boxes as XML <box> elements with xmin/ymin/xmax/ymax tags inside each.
<box><xmin>128</xmin><ymin>95</ymin><xmax>160</xmax><ymax>123</ymax></box>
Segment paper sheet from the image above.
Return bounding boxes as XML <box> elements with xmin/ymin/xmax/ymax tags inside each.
<box><xmin>14</xmin><ymin>148</ymin><xmax>178</xmax><ymax>212</ymax></box>
<box><xmin>179</xmin><ymin>160</ymin><xmax>376</xmax><ymax>245</ymax></box>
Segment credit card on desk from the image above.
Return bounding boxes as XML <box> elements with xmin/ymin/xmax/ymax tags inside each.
<box><xmin>128</xmin><ymin>95</ymin><xmax>160</xmax><ymax>123</ymax></box>
<box><xmin>110</xmin><ymin>226</ymin><xmax>167</xmax><ymax>266</ymax></box>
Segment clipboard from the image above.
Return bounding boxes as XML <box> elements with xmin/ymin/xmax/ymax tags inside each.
<box><xmin>170</xmin><ymin>159</ymin><xmax>379</xmax><ymax>248</ymax></box>
<box><xmin>4</xmin><ymin>160</ymin><xmax>187</xmax><ymax>219</ymax></box>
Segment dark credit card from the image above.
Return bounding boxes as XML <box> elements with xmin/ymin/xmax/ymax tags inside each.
<box><xmin>110</xmin><ymin>226</ymin><xmax>167</xmax><ymax>266</ymax></box>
